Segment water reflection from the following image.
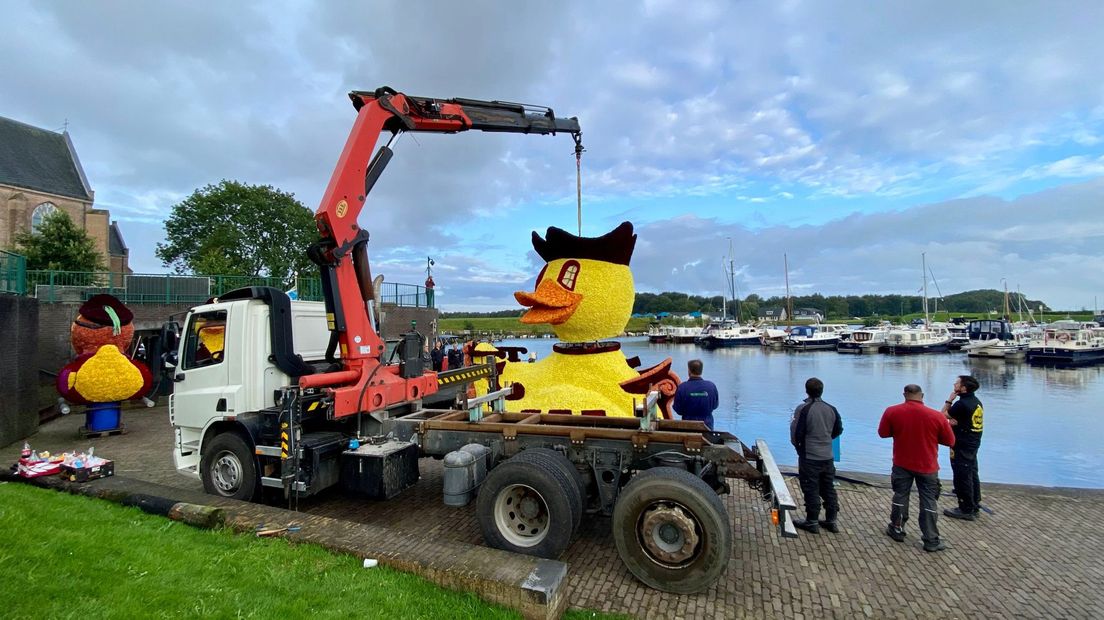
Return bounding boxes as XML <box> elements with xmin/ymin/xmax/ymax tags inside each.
<box><xmin>494</xmin><ymin>337</ymin><xmax>1103</xmax><ymax>488</ymax></box>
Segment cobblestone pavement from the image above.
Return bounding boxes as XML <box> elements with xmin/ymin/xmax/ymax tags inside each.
<box><xmin>7</xmin><ymin>407</ymin><xmax>1103</xmax><ymax>619</ymax></box>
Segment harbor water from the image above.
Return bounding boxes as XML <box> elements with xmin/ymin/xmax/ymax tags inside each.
<box><xmin>491</xmin><ymin>336</ymin><xmax>1103</xmax><ymax>489</ymax></box>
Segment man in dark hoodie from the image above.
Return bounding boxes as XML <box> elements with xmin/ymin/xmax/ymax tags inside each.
<box><xmin>790</xmin><ymin>377</ymin><xmax>844</xmax><ymax>534</ymax></box>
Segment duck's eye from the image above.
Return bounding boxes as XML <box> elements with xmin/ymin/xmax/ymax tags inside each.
<box><xmin>557</xmin><ymin>260</ymin><xmax>581</xmax><ymax>291</ymax></box>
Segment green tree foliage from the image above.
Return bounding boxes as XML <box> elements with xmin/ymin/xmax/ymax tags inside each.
<box><xmin>156</xmin><ymin>181</ymin><xmax>316</xmax><ymax>286</ymax></box>
<box><xmin>13</xmin><ymin>210</ymin><xmax>104</xmax><ymax>271</ymax></box>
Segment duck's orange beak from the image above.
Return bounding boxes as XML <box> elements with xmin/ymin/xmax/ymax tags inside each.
<box><xmin>514</xmin><ymin>279</ymin><xmax>583</xmax><ymax>325</ymax></box>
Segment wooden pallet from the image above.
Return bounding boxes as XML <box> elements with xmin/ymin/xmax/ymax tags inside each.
<box><xmin>78</xmin><ymin>425</ymin><xmax>127</xmax><ymax>439</ymax></box>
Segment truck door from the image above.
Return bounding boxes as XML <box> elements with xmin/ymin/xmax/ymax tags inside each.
<box><xmin>172</xmin><ymin>309</ymin><xmax>230</xmax><ymax>427</ymax></box>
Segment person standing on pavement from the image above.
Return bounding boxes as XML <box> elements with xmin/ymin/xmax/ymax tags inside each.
<box><xmin>789</xmin><ymin>377</ymin><xmax>844</xmax><ymax>534</ymax></box>
<box><xmin>942</xmin><ymin>375</ymin><xmax>984</xmax><ymax>520</ymax></box>
<box><xmin>878</xmin><ymin>384</ymin><xmax>956</xmax><ymax>552</ymax></box>
<box><xmin>673</xmin><ymin>359</ymin><xmax>719</xmax><ymax>430</ymax></box>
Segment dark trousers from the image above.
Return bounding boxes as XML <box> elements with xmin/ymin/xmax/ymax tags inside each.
<box><xmin>890</xmin><ymin>465</ymin><xmax>941</xmax><ymax>543</ymax></box>
<box><xmin>798</xmin><ymin>457</ymin><xmax>839</xmax><ymax>521</ymax></box>
<box><xmin>951</xmin><ymin>444</ymin><xmax>981</xmax><ymax>513</ymax></box>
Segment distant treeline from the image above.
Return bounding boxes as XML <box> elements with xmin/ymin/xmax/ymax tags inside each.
<box><xmin>632</xmin><ymin>289</ymin><xmax>1048</xmax><ymax>320</ymax></box>
<box><xmin>442</xmin><ymin>289</ymin><xmax>1048</xmax><ymax>320</ymax></box>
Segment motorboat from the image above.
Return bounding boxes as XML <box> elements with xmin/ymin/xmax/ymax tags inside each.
<box><xmin>759</xmin><ymin>325</ymin><xmax>787</xmax><ymax>347</ymax></box>
<box><xmin>837</xmin><ymin>324</ymin><xmax>890</xmax><ymax>354</ymax></box>
<box><xmin>884</xmin><ymin>324</ymin><xmax>953</xmax><ymax>354</ymax></box>
<box><xmin>646</xmin><ymin>323</ymin><xmax>667</xmax><ymax>343</ymax></box>
<box><xmin>963</xmin><ymin>319</ymin><xmax>1027</xmax><ymax>360</ymax></box>
<box><xmin>700</xmin><ymin>321</ymin><xmax>762</xmax><ymax>348</ymax></box>
<box><xmin>783</xmin><ymin>323</ymin><xmax>848</xmax><ymax>351</ymax></box>
<box><xmin>1026</xmin><ymin>321</ymin><xmax>1104</xmax><ymax>366</ymax></box>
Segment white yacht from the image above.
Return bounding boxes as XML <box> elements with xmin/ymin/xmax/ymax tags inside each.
<box><xmin>884</xmin><ymin>324</ymin><xmax>953</xmax><ymax>354</ymax></box>
<box><xmin>783</xmin><ymin>323</ymin><xmax>849</xmax><ymax>351</ymax></box>
<box><xmin>962</xmin><ymin>319</ymin><xmax>1027</xmax><ymax>360</ymax></box>
<box><xmin>837</xmin><ymin>324</ymin><xmax>890</xmax><ymax>354</ymax></box>
<box><xmin>1026</xmin><ymin>321</ymin><xmax>1104</xmax><ymax>366</ymax></box>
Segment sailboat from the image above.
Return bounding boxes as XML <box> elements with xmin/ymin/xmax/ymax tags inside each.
<box><xmin>885</xmin><ymin>253</ymin><xmax>953</xmax><ymax>354</ymax></box>
<box><xmin>701</xmin><ymin>242</ymin><xmax>760</xmax><ymax>348</ymax></box>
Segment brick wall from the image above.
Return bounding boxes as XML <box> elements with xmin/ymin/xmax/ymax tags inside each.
<box><xmin>0</xmin><ymin>295</ymin><xmax>39</xmax><ymax>446</ymax></box>
<box><xmin>381</xmin><ymin>305</ymin><xmax>439</xmax><ymax>342</ymax></box>
<box><xmin>36</xmin><ymin>302</ymin><xmax>195</xmax><ymax>373</ymax></box>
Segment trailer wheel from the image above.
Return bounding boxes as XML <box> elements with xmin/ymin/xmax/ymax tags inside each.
<box><xmin>476</xmin><ymin>458</ymin><xmax>576</xmax><ymax>558</ymax></box>
<box><xmin>612</xmin><ymin>467</ymin><xmax>731</xmax><ymax>594</ymax></box>
<box><xmin>513</xmin><ymin>448</ymin><xmax>586</xmax><ymax>528</ymax></box>
<box><xmin>200</xmin><ymin>433</ymin><xmax>258</xmax><ymax>501</ymax></box>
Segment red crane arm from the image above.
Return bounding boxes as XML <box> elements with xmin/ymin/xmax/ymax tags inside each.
<box><xmin>300</xmin><ymin>87</ymin><xmax>580</xmax><ymax>419</ymax></box>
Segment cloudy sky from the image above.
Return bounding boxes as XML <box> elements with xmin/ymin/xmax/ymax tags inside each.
<box><xmin>4</xmin><ymin>0</ymin><xmax>1104</xmax><ymax>311</ymax></box>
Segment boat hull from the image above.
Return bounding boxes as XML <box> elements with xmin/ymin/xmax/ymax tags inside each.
<box><xmin>702</xmin><ymin>335</ymin><xmax>762</xmax><ymax>348</ymax></box>
<box><xmin>885</xmin><ymin>342</ymin><xmax>950</xmax><ymax>355</ymax></box>
<box><xmin>783</xmin><ymin>337</ymin><xmax>840</xmax><ymax>351</ymax></box>
<box><xmin>1027</xmin><ymin>348</ymin><xmax>1104</xmax><ymax>366</ymax></box>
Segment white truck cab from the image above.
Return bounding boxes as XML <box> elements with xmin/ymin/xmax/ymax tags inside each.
<box><xmin>169</xmin><ymin>296</ymin><xmax>330</xmax><ymax>479</ymax></box>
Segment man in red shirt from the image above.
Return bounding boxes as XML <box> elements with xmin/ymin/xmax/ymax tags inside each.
<box><xmin>878</xmin><ymin>384</ymin><xmax>956</xmax><ymax>552</ymax></box>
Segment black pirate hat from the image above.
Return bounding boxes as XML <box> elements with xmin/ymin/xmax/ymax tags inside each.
<box><xmin>77</xmin><ymin>294</ymin><xmax>134</xmax><ymax>328</ymax></box>
<box><xmin>531</xmin><ymin>221</ymin><xmax>637</xmax><ymax>266</ymax></box>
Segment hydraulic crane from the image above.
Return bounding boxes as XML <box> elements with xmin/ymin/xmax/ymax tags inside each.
<box><xmin>300</xmin><ymin>87</ymin><xmax>582</xmax><ymax>419</ymax></box>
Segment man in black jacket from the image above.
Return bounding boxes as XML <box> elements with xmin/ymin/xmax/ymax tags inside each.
<box><xmin>790</xmin><ymin>377</ymin><xmax>844</xmax><ymax>534</ymax></box>
<box><xmin>942</xmin><ymin>375</ymin><xmax>984</xmax><ymax>520</ymax></box>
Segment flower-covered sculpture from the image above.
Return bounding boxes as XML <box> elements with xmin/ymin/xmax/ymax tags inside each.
<box><xmin>57</xmin><ymin>294</ymin><xmax>151</xmax><ymax>409</ymax></box>
<box><xmin>495</xmin><ymin>222</ymin><xmax>679</xmax><ymax>417</ymax></box>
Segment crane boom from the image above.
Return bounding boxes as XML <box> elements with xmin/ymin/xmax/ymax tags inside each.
<box><xmin>301</xmin><ymin>87</ymin><xmax>581</xmax><ymax>420</ymax></box>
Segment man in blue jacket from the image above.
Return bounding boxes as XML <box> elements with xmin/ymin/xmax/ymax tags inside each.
<box><xmin>673</xmin><ymin>359</ymin><xmax>719</xmax><ymax>430</ymax></box>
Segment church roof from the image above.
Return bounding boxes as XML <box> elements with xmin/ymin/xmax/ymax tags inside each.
<box><xmin>109</xmin><ymin>221</ymin><xmax>128</xmax><ymax>256</ymax></box>
<box><xmin>0</xmin><ymin>115</ymin><xmax>93</xmax><ymax>201</ymax></box>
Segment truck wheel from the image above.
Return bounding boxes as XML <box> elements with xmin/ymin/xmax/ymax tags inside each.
<box><xmin>612</xmin><ymin>467</ymin><xmax>731</xmax><ymax>594</ymax></box>
<box><xmin>200</xmin><ymin>433</ymin><xmax>258</xmax><ymax>501</ymax></box>
<box><xmin>513</xmin><ymin>448</ymin><xmax>585</xmax><ymax>528</ymax></box>
<box><xmin>476</xmin><ymin>457</ymin><xmax>576</xmax><ymax>558</ymax></box>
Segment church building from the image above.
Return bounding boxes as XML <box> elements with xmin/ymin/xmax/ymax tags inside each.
<box><xmin>0</xmin><ymin>115</ymin><xmax>129</xmax><ymax>273</ymax></box>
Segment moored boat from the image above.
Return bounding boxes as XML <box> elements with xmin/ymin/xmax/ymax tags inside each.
<box><xmin>884</xmin><ymin>324</ymin><xmax>953</xmax><ymax>354</ymax></box>
<box><xmin>783</xmin><ymin>323</ymin><xmax>848</xmax><ymax>351</ymax></box>
<box><xmin>963</xmin><ymin>319</ymin><xmax>1027</xmax><ymax>360</ymax></box>
<box><xmin>838</xmin><ymin>324</ymin><xmax>890</xmax><ymax>354</ymax></box>
<box><xmin>1026</xmin><ymin>321</ymin><xmax>1104</xmax><ymax>366</ymax></box>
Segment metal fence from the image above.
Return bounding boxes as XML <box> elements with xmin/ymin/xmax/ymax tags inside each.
<box><xmin>1</xmin><ymin>250</ymin><xmax>27</xmax><ymax>295</ymax></box>
<box><xmin>22</xmin><ymin>270</ymin><xmax>429</xmax><ymax>307</ymax></box>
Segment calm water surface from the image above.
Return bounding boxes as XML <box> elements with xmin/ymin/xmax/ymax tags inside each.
<box><xmin>494</xmin><ymin>337</ymin><xmax>1104</xmax><ymax>489</ymax></box>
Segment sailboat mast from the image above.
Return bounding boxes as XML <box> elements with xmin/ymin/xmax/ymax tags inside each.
<box><xmin>784</xmin><ymin>253</ymin><xmax>793</xmax><ymax>324</ymax></box>
<box><xmin>922</xmin><ymin>252</ymin><xmax>929</xmax><ymax>324</ymax></box>
<box><xmin>1003</xmin><ymin>280</ymin><xmax>1010</xmax><ymax>319</ymax></box>
<box><xmin>728</xmin><ymin>238</ymin><xmax>738</xmax><ymax>323</ymax></box>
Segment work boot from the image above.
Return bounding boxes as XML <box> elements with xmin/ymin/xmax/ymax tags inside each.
<box><xmin>793</xmin><ymin>518</ymin><xmax>820</xmax><ymax>534</ymax></box>
<box><xmin>819</xmin><ymin>509</ymin><xmax>839</xmax><ymax>533</ymax></box>
<box><xmin>943</xmin><ymin>508</ymin><xmax>976</xmax><ymax>521</ymax></box>
<box><xmin>885</xmin><ymin>524</ymin><xmax>905</xmax><ymax>542</ymax></box>
<box><xmin>923</xmin><ymin>539</ymin><xmax>949</xmax><ymax>552</ymax></box>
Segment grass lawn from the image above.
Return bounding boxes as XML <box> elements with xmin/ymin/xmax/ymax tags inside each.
<box><xmin>0</xmin><ymin>483</ymin><xmax>618</xmax><ymax>619</ymax></box>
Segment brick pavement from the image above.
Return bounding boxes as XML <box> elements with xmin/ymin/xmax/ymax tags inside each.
<box><xmin>6</xmin><ymin>406</ymin><xmax>1103</xmax><ymax>619</ymax></box>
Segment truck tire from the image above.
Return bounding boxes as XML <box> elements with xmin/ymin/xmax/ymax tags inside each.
<box><xmin>476</xmin><ymin>457</ymin><xmax>576</xmax><ymax>559</ymax></box>
<box><xmin>612</xmin><ymin>467</ymin><xmax>731</xmax><ymax>594</ymax></box>
<box><xmin>513</xmin><ymin>448</ymin><xmax>585</xmax><ymax>528</ymax></box>
<box><xmin>200</xmin><ymin>432</ymin><xmax>259</xmax><ymax>502</ymax></box>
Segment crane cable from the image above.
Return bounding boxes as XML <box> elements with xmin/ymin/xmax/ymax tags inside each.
<box><xmin>574</xmin><ymin>133</ymin><xmax>585</xmax><ymax>236</ymax></box>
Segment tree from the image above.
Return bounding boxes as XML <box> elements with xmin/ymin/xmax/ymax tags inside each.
<box><xmin>13</xmin><ymin>210</ymin><xmax>104</xmax><ymax>271</ymax></box>
<box><xmin>156</xmin><ymin>180</ymin><xmax>316</xmax><ymax>286</ymax></box>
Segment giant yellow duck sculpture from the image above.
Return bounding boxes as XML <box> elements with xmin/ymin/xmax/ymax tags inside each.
<box><xmin>494</xmin><ymin>222</ymin><xmax>679</xmax><ymax>418</ymax></box>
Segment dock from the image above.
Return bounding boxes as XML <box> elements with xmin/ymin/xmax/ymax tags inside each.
<box><xmin>4</xmin><ymin>408</ymin><xmax>1102</xmax><ymax>618</ymax></box>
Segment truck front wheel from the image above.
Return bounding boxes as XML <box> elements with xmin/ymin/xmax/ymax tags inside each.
<box><xmin>201</xmin><ymin>433</ymin><xmax>258</xmax><ymax>501</ymax></box>
<box><xmin>612</xmin><ymin>467</ymin><xmax>731</xmax><ymax>593</ymax></box>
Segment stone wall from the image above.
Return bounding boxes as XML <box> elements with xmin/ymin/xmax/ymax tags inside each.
<box><xmin>0</xmin><ymin>295</ymin><xmax>39</xmax><ymax>446</ymax></box>
<box><xmin>36</xmin><ymin>302</ymin><xmax>194</xmax><ymax>373</ymax></box>
<box><xmin>380</xmin><ymin>305</ymin><xmax>439</xmax><ymax>343</ymax></box>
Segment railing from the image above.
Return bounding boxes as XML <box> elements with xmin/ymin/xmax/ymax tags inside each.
<box><xmin>24</xmin><ymin>270</ymin><xmax>430</xmax><ymax>308</ymax></box>
<box><xmin>1</xmin><ymin>250</ymin><xmax>27</xmax><ymax>295</ymax></box>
